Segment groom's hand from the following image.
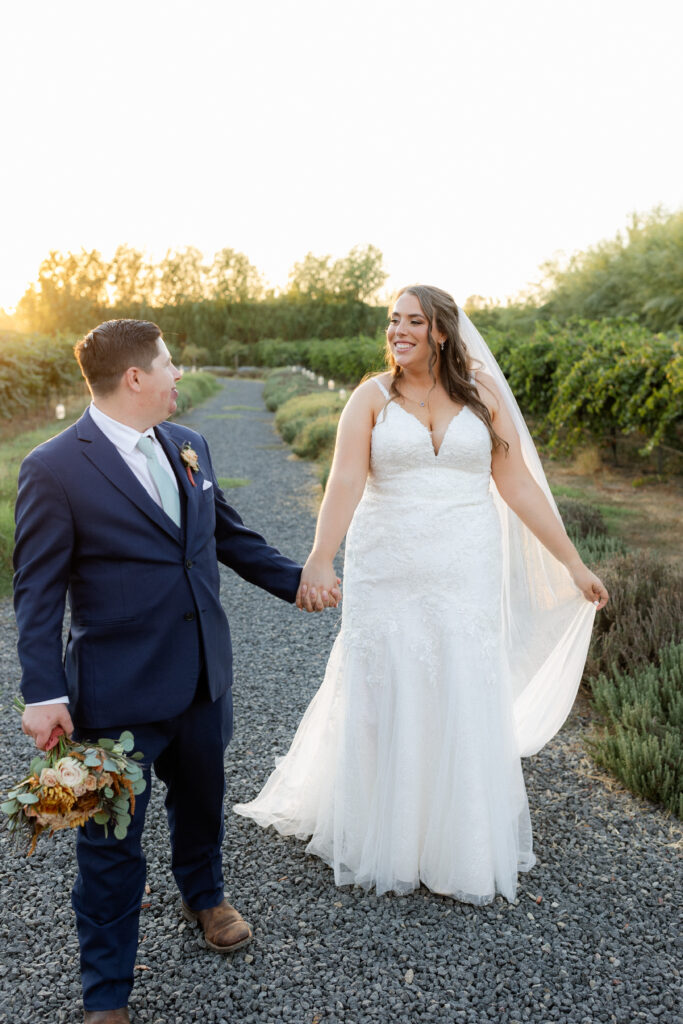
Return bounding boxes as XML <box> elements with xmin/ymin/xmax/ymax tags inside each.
<box><xmin>297</xmin><ymin>577</ymin><xmax>342</xmax><ymax>612</ymax></box>
<box><xmin>296</xmin><ymin>553</ymin><xmax>342</xmax><ymax>612</ymax></box>
<box><xmin>22</xmin><ymin>703</ymin><xmax>74</xmax><ymax>750</ymax></box>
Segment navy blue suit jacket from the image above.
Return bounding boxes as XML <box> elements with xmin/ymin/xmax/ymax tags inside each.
<box><xmin>13</xmin><ymin>408</ymin><xmax>302</xmax><ymax>730</ymax></box>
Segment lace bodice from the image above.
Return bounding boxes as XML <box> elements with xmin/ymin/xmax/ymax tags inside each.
<box><xmin>364</xmin><ymin>380</ymin><xmax>493</xmax><ymax>508</ymax></box>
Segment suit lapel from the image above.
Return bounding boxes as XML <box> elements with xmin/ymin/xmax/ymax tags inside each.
<box><xmin>154</xmin><ymin>424</ymin><xmax>199</xmax><ymax>541</ymax></box>
<box><xmin>76</xmin><ymin>410</ymin><xmax>182</xmax><ymax>543</ymax></box>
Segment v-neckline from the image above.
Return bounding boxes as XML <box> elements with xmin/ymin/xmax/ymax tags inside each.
<box><xmin>393</xmin><ymin>401</ymin><xmax>468</xmax><ymax>457</ymax></box>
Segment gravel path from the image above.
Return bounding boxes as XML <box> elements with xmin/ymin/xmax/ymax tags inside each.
<box><xmin>0</xmin><ymin>378</ymin><xmax>680</xmax><ymax>1024</ymax></box>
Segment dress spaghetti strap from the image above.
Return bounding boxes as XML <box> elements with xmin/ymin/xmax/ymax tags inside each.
<box><xmin>372</xmin><ymin>377</ymin><xmax>390</xmax><ymax>399</ymax></box>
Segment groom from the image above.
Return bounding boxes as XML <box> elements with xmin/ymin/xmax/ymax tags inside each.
<box><xmin>14</xmin><ymin>319</ymin><xmax>336</xmax><ymax>1024</ymax></box>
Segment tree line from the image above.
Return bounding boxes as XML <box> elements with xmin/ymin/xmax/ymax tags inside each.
<box><xmin>11</xmin><ymin>243</ymin><xmax>389</xmax><ymax>355</ymax></box>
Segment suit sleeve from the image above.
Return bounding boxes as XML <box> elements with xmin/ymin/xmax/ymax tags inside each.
<box><xmin>13</xmin><ymin>451</ymin><xmax>74</xmax><ymax>703</ymax></box>
<box><xmin>201</xmin><ymin>439</ymin><xmax>302</xmax><ymax>603</ymax></box>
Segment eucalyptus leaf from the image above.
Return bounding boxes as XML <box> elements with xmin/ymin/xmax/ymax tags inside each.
<box><xmin>97</xmin><ymin>738</ymin><xmax>115</xmax><ymax>750</ymax></box>
<box><xmin>104</xmin><ymin>787</ymin><xmax>114</xmax><ymax>799</ymax></box>
<box><xmin>84</xmin><ymin>754</ymin><xmax>101</xmax><ymax>768</ymax></box>
<box><xmin>132</xmin><ymin>751</ymin><xmax>144</xmax><ymax>761</ymax></box>
<box><xmin>124</xmin><ymin>766</ymin><xmax>142</xmax><ymax>781</ymax></box>
<box><xmin>17</xmin><ymin>793</ymin><xmax>39</xmax><ymax>805</ymax></box>
<box><xmin>1</xmin><ymin>799</ymin><xmax>19</xmax><ymax>814</ymax></box>
<box><xmin>30</xmin><ymin>757</ymin><xmax>48</xmax><ymax>776</ymax></box>
<box><xmin>102</xmin><ymin>759</ymin><xmax>118</xmax><ymax>772</ymax></box>
<box><xmin>93</xmin><ymin>811</ymin><xmax>110</xmax><ymax>824</ymax></box>
<box><xmin>118</xmin><ymin>731</ymin><xmax>135</xmax><ymax>751</ymax></box>
<box><xmin>131</xmin><ymin>779</ymin><xmax>147</xmax><ymax>795</ymax></box>
<box><xmin>113</xmin><ymin>823</ymin><xmax>128</xmax><ymax>840</ymax></box>
<box><xmin>116</xmin><ymin>812</ymin><xmax>131</xmax><ymax>828</ymax></box>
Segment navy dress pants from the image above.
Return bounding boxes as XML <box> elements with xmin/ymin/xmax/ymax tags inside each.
<box><xmin>71</xmin><ymin>684</ymin><xmax>233</xmax><ymax>1011</ymax></box>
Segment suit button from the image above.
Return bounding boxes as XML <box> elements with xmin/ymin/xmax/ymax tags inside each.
<box><xmin>184</xmin><ymin>612</ymin><xmax>195</xmax><ymax>621</ymax></box>
<box><xmin>185</xmin><ymin>559</ymin><xmax>193</xmax><ymax>569</ymax></box>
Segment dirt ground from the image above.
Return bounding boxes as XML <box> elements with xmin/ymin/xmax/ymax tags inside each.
<box><xmin>546</xmin><ymin>458</ymin><xmax>683</xmax><ymax>568</ymax></box>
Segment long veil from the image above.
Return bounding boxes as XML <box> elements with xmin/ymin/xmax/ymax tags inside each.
<box><xmin>457</xmin><ymin>307</ymin><xmax>596</xmax><ymax>757</ymax></box>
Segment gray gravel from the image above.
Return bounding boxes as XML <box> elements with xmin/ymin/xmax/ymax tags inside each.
<box><xmin>1</xmin><ymin>378</ymin><xmax>681</xmax><ymax>1024</ymax></box>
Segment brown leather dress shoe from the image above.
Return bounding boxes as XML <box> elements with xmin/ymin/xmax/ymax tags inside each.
<box><xmin>181</xmin><ymin>898</ymin><xmax>253</xmax><ymax>952</ymax></box>
<box><xmin>83</xmin><ymin>1010</ymin><xmax>130</xmax><ymax>1023</ymax></box>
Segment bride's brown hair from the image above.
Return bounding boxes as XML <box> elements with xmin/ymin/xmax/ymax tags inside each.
<box><xmin>385</xmin><ymin>284</ymin><xmax>508</xmax><ymax>453</ymax></box>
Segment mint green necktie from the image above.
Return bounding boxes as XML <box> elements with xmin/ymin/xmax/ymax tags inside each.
<box><xmin>136</xmin><ymin>435</ymin><xmax>181</xmax><ymax>527</ymax></box>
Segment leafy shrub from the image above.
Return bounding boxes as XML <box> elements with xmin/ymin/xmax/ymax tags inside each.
<box><xmin>256</xmin><ymin>334</ymin><xmax>385</xmax><ymax>384</ymax></box>
<box><xmin>174</xmin><ymin>372</ymin><xmax>221</xmax><ymax>414</ymax></box>
<box><xmin>573</xmin><ymin>532</ymin><xmax>628</xmax><ymax>565</ymax></box>
<box><xmin>587</xmin><ymin>641</ymin><xmax>683</xmax><ymax>817</ymax></box>
<box><xmin>262</xmin><ymin>369</ymin><xmax>317</xmax><ymax>411</ymax></box>
<box><xmin>275</xmin><ymin>393</ymin><xmax>346</xmax><ymax>445</ymax></box>
<box><xmin>0</xmin><ymin>331</ymin><xmax>83</xmax><ymax>421</ymax></box>
<box><xmin>547</xmin><ymin>323</ymin><xmax>682</xmax><ymax>458</ymax></box>
<box><xmin>292</xmin><ymin>415</ymin><xmax>339</xmax><ymax>460</ymax></box>
<box><xmin>585</xmin><ymin>552</ymin><xmax>683</xmax><ymax>679</ymax></box>
<box><xmin>556</xmin><ymin>497</ymin><xmax>608</xmax><ymax>538</ymax></box>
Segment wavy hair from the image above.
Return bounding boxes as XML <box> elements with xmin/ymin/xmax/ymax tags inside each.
<box><xmin>385</xmin><ymin>285</ymin><xmax>508</xmax><ymax>453</ymax></box>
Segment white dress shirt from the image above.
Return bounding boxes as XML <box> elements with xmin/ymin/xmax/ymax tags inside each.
<box><xmin>28</xmin><ymin>403</ymin><xmax>180</xmax><ymax>707</ymax></box>
<box><xmin>88</xmin><ymin>402</ymin><xmax>179</xmax><ymax>505</ymax></box>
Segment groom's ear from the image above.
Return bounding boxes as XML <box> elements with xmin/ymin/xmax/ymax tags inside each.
<box><xmin>123</xmin><ymin>365</ymin><xmax>144</xmax><ymax>393</ymax></box>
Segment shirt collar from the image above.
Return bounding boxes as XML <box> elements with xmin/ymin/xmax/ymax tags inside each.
<box><xmin>89</xmin><ymin>402</ymin><xmax>155</xmax><ymax>454</ymax></box>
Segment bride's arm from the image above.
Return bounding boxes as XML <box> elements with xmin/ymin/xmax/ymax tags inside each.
<box><xmin>480</xmin><ymin>374</ymin><xmax>609</xmax><ymax>610</ymax></box>
<box><xmin>297</xmin><ymin>381</ymin><xmax>378</xmax><ymax>611</ymax></box>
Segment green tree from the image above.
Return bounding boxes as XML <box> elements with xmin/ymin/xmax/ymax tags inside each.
<box><xmin>15</xmin><ymin>248</ymin><xmax>108</xmax><ymax>335</ymax></box>
<box><xmin>287</xmin><ymin>244</ymin><xmax>387</xmax><ymax>303</ymax></box>
<box><xmin>540</xmin><ymin>207</ymin><xmax>683</xmax><ymax>330</ymax></box>
<box><xmin>208</xmin><ymin>248</ymin><xmax>264</xmax><ymax>302</ymax></box>
<box><xmin>157</xmin><ymin>247</ymin><xmax>207</xmax><ymax>305</ymax></box>
<box><xmin>335</xmin><ymin>244</ymin><xmax>387</xmax><ymax>303</ymax></box>
<box><xmin>108</xmin><ymin>245</ymin><xmax>155</xmax><ymax>308</ymax></box>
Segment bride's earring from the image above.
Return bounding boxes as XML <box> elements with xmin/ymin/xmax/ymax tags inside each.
<box><xmin>440</xmin><ymin>339</ymin><xmax>445</xmax><ymax>352</ymax></box>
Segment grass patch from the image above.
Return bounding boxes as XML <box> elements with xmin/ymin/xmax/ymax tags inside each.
<box><xmin>217</xmin><ymin>477</ymin><xmax>250</xmax><ymax>490</ymax></box>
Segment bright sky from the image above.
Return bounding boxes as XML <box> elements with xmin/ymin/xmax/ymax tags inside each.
<box><xmin>2</xmin><ymin>0</ymin><xmax>682</xmax><ymax>311</ymax></box>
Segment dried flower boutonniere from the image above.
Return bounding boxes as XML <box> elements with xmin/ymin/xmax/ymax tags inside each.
<box><xmin>179</xmin><ymin>441</ymin><xmax>200</xmax><ymax>487</ymax></box>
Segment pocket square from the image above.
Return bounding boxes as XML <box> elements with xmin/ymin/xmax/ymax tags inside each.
<box><xmin>202</xmin><ymin>480</ymin><xmax>213</xmax><ymax>491</ymax></box>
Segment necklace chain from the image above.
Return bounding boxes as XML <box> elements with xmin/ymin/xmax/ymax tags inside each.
<box><xmin>401</xmin><ymin>384</ymin><xmax>433</xmax><ymax>408</ymax></box>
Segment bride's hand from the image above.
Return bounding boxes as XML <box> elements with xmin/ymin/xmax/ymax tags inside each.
<box><xmin>296</xmin><ymin>554</ymin><xmax>341</xmax><ymax>612</ymax></box>
<box><xmin>569</xmin><ymin>562</ymin><xmax>609</xmax><ymax>610</ymax></box>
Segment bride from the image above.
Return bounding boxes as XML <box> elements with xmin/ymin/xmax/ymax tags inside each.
<box><xmin>235</xmin><ymin>285</ymin><xmax>609</xmax><ymax>905</ymax></box>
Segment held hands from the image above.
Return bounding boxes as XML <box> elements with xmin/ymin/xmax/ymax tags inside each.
<box><xmin>22</xmin><ymin>703</ymin><xmax>74</xmax><ymax>751</ymax></box>
<box><xmin>569</xmin><ymin>562</ymin><xmax>609</xmax><ymax>610</ymax></box>
<box><xmin>296</xmin><ymin>553</ymin><xmax>342</xmax><ymax>612</ymax></box>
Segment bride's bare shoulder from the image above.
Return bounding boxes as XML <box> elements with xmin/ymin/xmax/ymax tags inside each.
<box><xmin>342</xmin><ymin>374</ymin><xmax>391</xmax><ymax>426</ymax></box>
<box><xmin>353</xmin><ymin>373</ymin><xmax>391</xmax><ymax>403</ymax></box>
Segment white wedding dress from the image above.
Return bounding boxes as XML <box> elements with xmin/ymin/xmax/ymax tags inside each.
<box><xmin>236</xmin><ymin>378</ymin><xmax>541</xmax><ymax>904</ymax></box>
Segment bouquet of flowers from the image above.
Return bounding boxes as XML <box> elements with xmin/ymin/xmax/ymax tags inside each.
<box><xmin>2</xmin><ymin>699</ymin><xmax>146</xmax><ymax>855</ymax></box>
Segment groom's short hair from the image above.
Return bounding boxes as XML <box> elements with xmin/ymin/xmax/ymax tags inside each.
<box><xmin>75</xmin><ymin>319</ymin><xmax>163</xmax><ymax>395</ymax></box>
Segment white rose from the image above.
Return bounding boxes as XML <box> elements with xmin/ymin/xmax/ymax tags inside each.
<box><xmin>55</xmin><ymin>757</ymin><xmax>87</xmax><ymax>789</ymax></box>
<box><xmin>40</xmin><ymin>767</ymin><xmax>60</xmax><ymax>787</ymax></box>
<box><xmin>73</xmin><ymin>783</ymin><xmax>87</xmax><ymax>798</ymax></box>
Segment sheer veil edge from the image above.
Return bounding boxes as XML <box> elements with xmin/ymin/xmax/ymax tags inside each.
<box><xmin>457</xmin><ymin>307</ymin><xmax>595</xmax><ymax>756</ymax></box>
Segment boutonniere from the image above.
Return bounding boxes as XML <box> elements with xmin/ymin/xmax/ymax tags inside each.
<box><xmin>179</xmin><ymin>441</ymin><xmax>200</xmax><ymax>487</ymax></box>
